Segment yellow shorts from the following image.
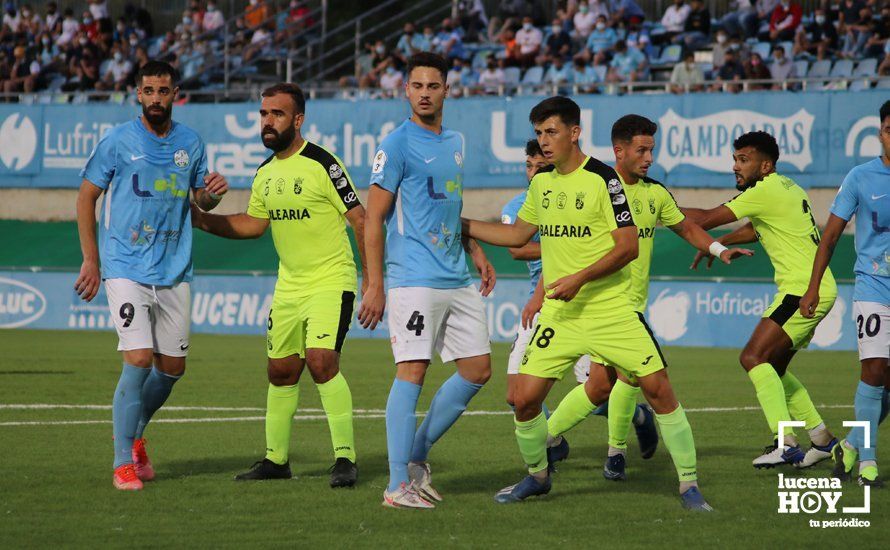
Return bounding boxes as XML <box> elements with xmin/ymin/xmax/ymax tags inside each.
<box><xmin>519</xmin><ymin>307</ymin><xmax>666</xmax><ymax>381</ymax></box>
<box><xmin>764</xmin><ymin>291</ymin><xmax>836</xmax><ymax>350</ymax></box>
<box><xmin>266</xmin><ymin>289</ymin><xmax>355</xmax><ymax>359</ymax></box>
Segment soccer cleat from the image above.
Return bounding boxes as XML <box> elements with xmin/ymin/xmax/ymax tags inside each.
<box><xmin>494</xmin><ymin>474</ymin><xmax>552</xmax><ymax>504</ymax></box>
<box><xmin>382</xmin><ymin>482</ymin><xmax>435</xmax><ymax>509</ymax></box>
<box><xmin>752</xmin><ymin>441</ymin><xmax>805</xmax><ymax>468</ymax></box>
<box><xmin>113</xmin><ymin>464</ymin><xmax>144</xmax><ymax>491</ymax></box>
<box><xmin>858</xmin><ymin>465</ymin><xmax>884</xmax><ymax>488</ymax></box>
<box><xmin>831</xmin><ymin>439</ymin><xmax>857</xmax><ymax>481</ymax></box>
<box><xmin>546</xmin><ymin>436</ymin><xmax>570</xmax><ymax>472</ymax></box>
<box><xmin>680</xmin><ymin>487</ymin><xmax>714</xmax><ymax>512</ymax></box>
<box><xmin>634</xmin><ymin>405</ymin><xmax>659</xmax><ymax>459</ymax></box>
<box><xmin>132</xmin><ymin>438</ymin><xmax>155</xmax><ymax>481</ymax></box>
<box><xmin>329</xmin><ymin>457</ymin><xmax>357</xmax><ymax>488</ymax></box>
<box><xmin>602</xmin><ymin>453</ymin><xmax>627</xmax><ymax>481</ymax></box>
<box><xmin>408</xmin><ymin>461</ymin><xmax>442</xmax><ymax>502</ymax></box>
<box><xmin>794</xmin><ymin>438</ymin><xmax>838</xmax><ymax>469</ymax></box>
<box><xmin>234</xmin><ymin>458</ymin><xmax>292</xmax><ymax>481</ymax></box>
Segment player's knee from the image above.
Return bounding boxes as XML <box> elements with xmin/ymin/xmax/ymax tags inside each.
<box><xmin>305</xmin><ymin>351</ymin><xmax>339</xmax><ymax>384</ymax></box>
<box><xmin>738</xmin><ymin>349</ymin><xmax>766</xmax><ymax>371</ymax></box>
<box><xmin>513</xmin><ymin>395</ymin><xmax>542</xmax><ymax>421</ymax></box>
<box><xmin>123</xmin><ymin>349</ymin><xmax>153</xmax><ymax>369</ymax></box>
<box><xmin>860</xmin><ymin>358</ymin><xmax>888</xmax><ymax>386</ymax></box>
<box><xmin>267</xmin><ymin>360</ymin><xmax>301</xmax><ymax>386</ymax></box>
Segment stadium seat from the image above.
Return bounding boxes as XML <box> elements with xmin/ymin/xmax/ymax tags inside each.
<box><xmin>521</xmin><ymin>66</ymin><xmax>544</xmax><ymax>86</ymax></box>
<box><xmin>593</xmin><ymin>65</ymin><xmax>607</xmax><ymax>82</ymax></box>
<box><xmin>793</xmin><ymin>60</ymin><xmax>809</xmax><ymax>79</ymax></box>
<box><xmin>503</xmin><ymin>67</ymin><xmax>521</xmax><ymax>87</ymax></box>
<box><xmin>752</xmin><ymin>42</ymin><xmax>772</xmax><ymax>60</ymax></box>
<box><xmin>806</xmin><ymin>59</ymin><xmax>832</xmax><ymax>86</ymax></box>
<box><xmin>828</xmin><ymin>59</ymin><xmax>853</xmax><ymax>79</ymax></box>
<box><xmin>877</xmin><ymin>78</ymin><xmax>890</xmax><ymax>89</ymax></box>
<box><xmin>849</xmin><ymin>59</ymin><xmax>878</xmax><ymax>92</ymax></box>
<box><xmin>778</xmin><ymin>41</ymin><xmax>793</xmax><ymax>56</ymax></box>
<box><xmin>654</xmin><ymin>44</ymin><xmax>681</xmax><ymax>66</ymax></box>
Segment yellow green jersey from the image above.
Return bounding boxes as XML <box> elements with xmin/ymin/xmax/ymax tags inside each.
<box><xmin>518</xmin><ymin>156</ymin><xmax>636</xmax><ymax>318</ymax></box>
<box><xmin>623</xmin><ymin>176</ymin><xmax>686</xmax><ymax>312</ymax></box>
<box><xmin>725</xmin><ymin>172</ymin><xmax>836</xmax><ymax>296</ymax></box>
<box><xmin>247</xmin><ymin>140</ymin><xmax>361</xmax><ymax>295</ymax></box>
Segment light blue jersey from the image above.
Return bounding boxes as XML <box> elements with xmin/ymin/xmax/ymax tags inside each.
<box><xmin>830</xmin><ymin>157</ymin><xmax>890</xmax><ymax>303</ymax></box>
<box><xmin>81</xmin><ymin>118</ymin><xmax>208</xmax><ymax>286</ymax></box>
<box><xmin>501</xmin><ymin>191</ymin><xmax>541</xmax><ymax>296</ymax></box>
<box><xmin>370</xmin><ymin>119</ymin><xmax>470</xmax><ymax>289</ymax></box>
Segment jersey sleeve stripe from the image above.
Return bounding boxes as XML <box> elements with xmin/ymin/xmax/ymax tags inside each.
<box><xmin>583</xmin><ymin>157</ymin><xmax>634</xmax><ymax>228</ymax></box>
<box><xmin>300</xmin><ymin>142</ymin><xmax>362</xmax><ymax>211</ymax></box>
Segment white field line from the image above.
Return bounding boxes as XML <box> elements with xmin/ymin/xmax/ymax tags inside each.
<box><xmin>0</xmin><ymin>403</ymin><xmax>854</xmax><ymax>427</ymax></box>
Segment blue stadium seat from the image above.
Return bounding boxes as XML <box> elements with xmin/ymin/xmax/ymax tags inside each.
<box><xmin>503</xmin><ymin>67</ymin><xmax>521</xmax><ymax>87</ymax></box>
<box><xmin>752</xmin><ymin>42</ymin><xmax>772</xmax><ymax>60</ymax></box>
<box><xmin>828</xmin><ymin>59</ymin><xmax>853</xmax><ymax>79</ymax></box>
<box><xmin>654</xmin><ymin>44</ymin><xmax>681</xmax><ymax>66</ymax></box>
<box><xmin>807</xmin><ymin>59</ymin><xmax>832</xmax><ymax>79</ymax></box>
<box><xmin>593</xmin><ymin>65</ymin><xmax>607</xmax><ymax>82</ymax></box>
<box><xmin>877</xmin><ymin>78</ymin><xmax>890</xmax><ymax>89</ymax></box>
<box><xmin>793</xmin><ymin>60</ymin><xmax>809</xmax><ymax>79</ymax></box>
<box><xmin>778</xmin><ymin>41</ymin><xmax>793</xmax><ymax>56</ymax></box>
<box><xmin>521</xmin><ymin>66</ymin><xmax>544</xmax><ymax>86</ymax></box>
<box><xmin>849</xmin><ymin>59</ymin><xmax>878</xmax><ymax>92</ymax></box>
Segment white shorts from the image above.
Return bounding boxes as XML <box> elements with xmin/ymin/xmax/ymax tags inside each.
<box><xmin>387</xmin><ymin>285</ymin><xmax>491</xmax><ymax>364</ymax></box>
<box><xmin>105</xmin><ymin>278</ymin><xmax>191</xmax><ymax>357</ymax></box>
<box><xmin>854</xmin><ymin>301</ymin><xmax>890</xmax><ymax>361</ymax></box>
<box><xmin>507</xmin><ymin>312</ymin><xmax>591</xmax><ymax>383</ymax></box>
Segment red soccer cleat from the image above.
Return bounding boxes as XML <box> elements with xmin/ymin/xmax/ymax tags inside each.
<box><xmin>113</xmin><ymin>464</ymin><xmax>144</xmax><ymax>491</ymax></box>
<box><xmin>132</xmin><ymin>438</ymin><xmax>155</xmax><ymax>481</ymax></box>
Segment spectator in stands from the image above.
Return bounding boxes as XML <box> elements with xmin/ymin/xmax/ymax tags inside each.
<box><xmin>747</xmin><ymin>0</ymin><xmax>779</xmax><ymax>39</ymax></box>
<box><xmin>840</xmin><ymin>6</ymin><xmax>874</xmax><ymax>59</ymax></box>
<box><xmin>177</xmin><ymin>9</ymin><xmax>200</xmax><ymax>37</ymax></box>
<box><xmin>243</xmin><ymin>23</ymin><xmax>273</xmax><ymax>62</ymax></box>
<box><xmin>417</xmin><ymin>25</ymin><xmax>435</xmax><ymax>52</ymax></box>
<box><xmin>499</xmin><ymin>27</ymin><xmax>521</xmax><ymax>66</ymax></box>
<box><xmin>606</xmin><ymin>39</ymin><xmax>646</xmax><ymax>83</ymax></box>
<box><xmin>720</xmin><ymin>1</ymin><xmax>753</xmax><ymax>39</ymax></box>
<box><xmin>838</xmin><ymin>0</ymin><xmax>866</xmax><ymax>36</ymax></box>
<box><xmin>96</xmin><ymin>46</ymin><xmax>132</xmax><ymax>91</ymax></box>
<box><xmin>572</xmin><ymin>1</ymin><xmax>598</xmax><ymax>41</ymax></box>
<box><xmin>457</xmin><ymin>0</ymin><xmax>488</xmax><ymax>43</ymax></box>
<box><xmin>609</xmin><ymin>0</ymin><xmax>645</xmax><ymax>27</ymax></box>
<box><xmin>89</xmin><ymin>0</ymin><xmax>109</xmax><ymax>24</ymax></box>
<box><xmin>763</xmin><ymin>0</ymin><xmax>801</xmax><ymax>42</ymax></box>
<box><xmin>713</xmin><ymin>47</ymin><xmax>745</xmax><ymax>91</ymax></box>
<box><xmin>45</xmin><ymin>2</ymin><xmax>61</xmax><ymax>35</ymax></box>
<box><xmin>572</xmin><ymin>56</ymin><xmax>600</xmax><ymax>93</ymax></box>
<box><xmin>3</xmin><ymin>45</ymin><xmax>39</xmax><ymax>95</ymax></box>
<box><xmin>35</xmin><ymin>33</ymin><xmax>60</xmax><ymax>73</ymax></box>
<box><xmin>433</xmin><ymin>18</ymin><xmax>466</xmax><ymax>61</ymax></box>
<box><xmin>540</xmin><ymin>17</ymin><xmax>572</xmax><ymax>63</ymax></box>
<box><xmin>64</xmin><ymin>40</ymin><xmax>100</xmax><ymax>91</ymax></box>
<box><xmin>658</xmin><ymin>0</ymin><xmax>690</xmax><ymax>45</ymax></box>
<box><xmin>863</xmin><ymin>5</ymin><xmax>890</xmax><ymax>59</ymax></box>
<box><xmin>477</xmin><ymin>57</ymin><xmax>505</xmax><ymax>94</ymax></box>
<box><xmin>396</xmin><ymin>23</ymin><xmax>424</xmax><ymax>61</ymax></box>
<box><xmin>768</xmin><ymin>44</ymin><xmax>796</xmax><ymax>88</ymax></box>
<box><xmin>793</xmin><ymin>7</ymin><xmax>837</xmax><ymax>60</ymax></box>
<box><xmin>744</xmin><ymin>51</ymin><xmax>771</xmax><ymax>89</ymax></box>
<box><xmin>57</xmin><ymin>9</ymin><xmax>79</xmax><ymax>46</ymax></box>
<box><xmin>543</xmin><ymin>55</ymin><xmax>572</xmax><ymax>86</ymax></box>
<box><xmin>669</xmin><ymin>50</ymin><xmax>704</xmax><ymax>93</ymax></box>
<box><xmin>488</xmin><ymin>0</ymin><xmax>526</xmax><ymax>43</ymax></box>
<box><xmin>673</xmin><ymin>0</ymin><xmax>710</xmax><ymax>50</ymax></box>
<box><xmin>589</xmin><ymin>0</ymin><xmax>611</xmax><ymax>21</ymax></box>
<box><xmin>1</xmin><ymin>2</ymin><xmax>18</xmax><ymax>33</ymax></box>
<box><xmin>447</xmin><ymin>57</ymin><xmax>474</xmax><ymax>96</ymax></box>
<box><xmin>17</xmin><ymin>5</ymin><xmax>42</xmax><ymax>40</ymax></box>
<box><xmin>123</xmin><ymin>3</ymin><xmax>153</xmax><ymax>38</ymax></box>
<box><xmin>712</xmin><ymin>30</ymin><xmax>731</xmax><ymax>68</ymax></box>
<box><xmin>244</xmin><ymin>0</ymin><xmax>268</xmax><ymax>30</ymax></box>
<box><xmin>113</xmin><ymin>17</ymin><xmax>134</xmax><ymax>43</ymax></box>
<box><xmin>515</xmin><ymin>16</ymin><xmax>543</xmax><ymax>67</ymax></box>
<box><xmin>203</xmin><ymin>2</ymin><xmax>224</xmax><ymax>33</ymax></box>
<box><xmin>879</xmin><ymin>41</ymin><xmax>890</xmax><ymax>75</ymax></box>
<box><xmin>379</xmin><ymin>65</ymin><xmax>403</xmax><ymax>97</ymax></box>
<box><xmin>581</xmin><ymin>14</ymin><xmax>618</xmax><ymax>65</ymax></box>
<box><xmin>81</xmin><ymin>11</ymin><xmax>100</xmax><ymax>42</ymax></box>
<box><xmin>188</xmin><ymin>0</ymin><xmax>205</xmax><ymax>31</ymax></box>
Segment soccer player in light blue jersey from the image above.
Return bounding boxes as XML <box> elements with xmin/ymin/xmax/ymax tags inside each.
<box><xmin>74</xmin><ymin>61</ymin><xmax>229</xmax><ymax>491</ymax></box>
<box><xmin>360</xmin><ymin>52</ymin><xmax>496</xmax><ymax>509</ymax></box>
<box><xmin>801</xmin><ymin>100</ymin><xmax>890</xmax><ymax>488</ymax></box>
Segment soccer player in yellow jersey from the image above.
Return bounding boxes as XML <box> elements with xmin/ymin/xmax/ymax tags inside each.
<box><xmin>462</xmin><ymin>97</ymin><xmax>713</xmax><ymax>511</ymax></box>
<box><xmin>191</xmin><ymin>84</ymin><xmax>366</xmax><ymax>487</ymax></box>
<box><xmin>545</xmin><ymin>114</ymin><xmax>752</xmax><ymax>482</ymax></box>
<box><xmin>684</xmin><ymin>131</ymin><xmax>839</xmax><ymax>469</ymax></box>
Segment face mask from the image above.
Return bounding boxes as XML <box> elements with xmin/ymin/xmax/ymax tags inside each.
<box><xmin>386</xmin><ymin>67</ymin><xmax>395</xmax><ymax>74</ymax></box>
<box><xmin>42</xmin><ymin>37</ymin><xmax>50</xmax><ymax>45</ymax></box>
<box><xmin>751</xmin><ymin>58</ymin><xmax>760</xmax><ymax>66</ymax></box>
<box><xmin>208</xmin><ymin>5</ymin><xmax>216</xmax><ymax>12</ymax></box>
<box><xmin>717</xmin><ymin>34</ymin><xmax>727</xmax><ymax>44</ymax></box>
<box><xmin>290</xmin><ymin>1</ymin><xmax>298</xmax><ymax>7</ymax></box>
<box><xmin>22</xmin><ymin>10</ymin><xmax>30</xmax><ymax>17</ymax></box>
<box><xmin>117</xmin><ymin>23</ymin><xmax>125</xmax><ymax>31</ymax></box>
<box><xmin>551</xmin><ymin>25</ymin><xmax>561</xmax><ymax>34</ymax></box>
<box><xmin>114</xmin><ymin>52</ymin><xmax>122</xmax><ymax>61</ymax></box>
<box><xmin>685</xmin><ymin>62</ymin><xmax>694</xmax><ymax>69</ymax></box>
<box><xmin>596</xmin><ymin>22</ymin><xmax>606</xmax><ymax>30</ymax></box>
<box><xmin>250</xmin><ymin>0</ymin><xmax>258</xmax><ymax>5</ymax></box>
<box><xmin>781</xmin><ymin>1</ymin><xmax>789</xmax><ymax>7</ymax></box>
<box><xmin>375</xmin><ymin>45</ymin><xmax>385</xmax><ymax>54</ymax></box>
<box><xmin>130</xmin><ymin>37</ymin><xmax>138</xmax><ymax>45</ymax></box>
<box><xmin>79</xmin><ymin>37</ymin><xmax>88</xmax><ymax>45</ymax></box>
<box><xmin>580</xmin><ymin>7</ymin><xmax>589</xmax><ymax>14</ymax></box>
<box><xmin>815</xmin><ymin>15</ymin><xmax>826</xmax><ymax>24</ymax></box>
<box><xmin>84</xmin><ymin>17</ymin><xmax>93</xmax><ymax>25</ymax></box>
<box><xmin>523</xmin><ymin>23</ymin><xmax>533</xmax><ymax>31</ymax></box>
<box><xmin>183</xmin><ymin>17</ymin><xmax>192</xmax><ymax>25</ymax></box>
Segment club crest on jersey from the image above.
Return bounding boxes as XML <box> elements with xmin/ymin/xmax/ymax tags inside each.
<box><xmin>501</xmin><ymin>214</ymin><xmax>512</xmax><ymax>224</ymax></box>
<box><xmin>576</xmin><ymin>192</ymin><xmax>586</xmax><ymax>209</ymax></box>
<box><xmin>557</xmin><ymin>192</ymin><xmax>567</xmax><ymax>209</ymax></box>
<box><xmin>263</xmin><ymin>177</ymin><xmax>271</xmax><ymax>196</ymax></box>
<box><xmin>649</xmin><ymin>198</ymin><xmax>656</xmax><ymax>214</ymax></box>
<box><xmin>612</xmin><ymin>194</ymin><xmax>626</xmax><ymax>206</ymax></box>
<box><xmin>372</xmin><ymin>150</ymin><xmax>386</xmax><ymax>174</ymax></box>
<box><xmin>335</xmin><ymin>177</ymin><xmax>348</xmax><ymax>190</ymax></box>
<box><xmin>607</xmin><ymin>178</ymin><xmax>622</xmax><ymax>194</ymax></box>
<box><xmin>329</xmin><ymin>163</ymin><xmax>343</xmax><ymax>179</ymax></box>
<box><xmin>633</xmin><ymin>198</ymin><xmax>642</xmax><ymax>214</ymax></box>
<box><xmin>454</xmin><ymin>152</ymin><xmax>463</xmax><ymax>168</ymax></box>
<box><xmin>275</xmin><ymin>178</ymin><xmax>285</xmax><ymax>194</ymax></box>
<box><xmin>293</xmin><ymin>177</ymin><xmax>303</xmax><ymax>194</ymax></box>
<box><xmin>173</xmin><ymin>149</ymin><xmax>189</xmax><ymax>168</ymax></box>
<box><xmin>542</xmin><ymin>190</ymin><xmax>551</xmax><ymax>209</ymax></box>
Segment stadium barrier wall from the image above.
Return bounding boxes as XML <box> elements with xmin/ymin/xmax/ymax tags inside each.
<box><xmin>0</xmin><ymin>90</ymin><xmax>884</xmax><ymax>190</ymax></box>
<box><xmin>0</xmin><ymin>271</ymin><xmax>854</xmax><ymax>351</ymax></box>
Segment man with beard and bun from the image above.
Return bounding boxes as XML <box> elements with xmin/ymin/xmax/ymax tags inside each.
<box><xmin>685</xmin><ymin>131</ymin><xmax>839</xmax><ymax>469</ymax></box>
<box><xmin>76</xmin><ymin>61</ymin><xmax>229</xmax><ymax>491</ymax></box>
<box><xmin>191</xmin><ymin>83</ymin><xmax>366</xmax><ymax>488</ymax></box>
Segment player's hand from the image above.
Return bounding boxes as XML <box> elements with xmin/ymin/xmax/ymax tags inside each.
<box><xmin>718</xmin><ymin>247</ymin><xmax>754</xmax><ymax>264</ymax></box>
<box><xmin>474</xmin><ymin>257</ymin><xmax>496</xmax><ymax>297</ymax></box>
<box><xmin>521</xmin><ymin>294</ymin><xmax>543</xmax><ymax>329</ymax></box>
<box><xmin>690</xmin><ymin>250</ymin><xmax>715</xmax><ymax>270</ymax></box>
<box><xmin>203</xmin><ymin>172</ymin><xmax>228</xmax><ymax>198</ymax></box>
<box><xmin>358</xmin><ymin>284</ymin><xmax>386</xmax><ymax>330</ymax></box>
<box><xmin>74</xmin><ymin>259</ymin><xmax>101</xmax><ymax>302</ymax></box>
<box><xmin>799</xmin><ymin>289</ymin><xmax>820</xmax><ymax>318</ymax></box>
<box><xmin>546</xmin><ymin>272</ymin><xmax>585</xmax><ymax>302</ymax></box>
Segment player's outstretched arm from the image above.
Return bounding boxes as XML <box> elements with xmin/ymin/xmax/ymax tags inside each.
<box><xmin>463</xmin><ymin>236</ymin><xmax>496</xmax><ymax>296</ymax></box>
<box><xmin>546</xmin><ymin>226</ymin><xmax>638</xmax><ymax>302</ymax></box>
<box><xmin>800</xmin><ymin>213</ymin><xmax>847</xmax><ymax>318</ymax></box>
<box><xmin>669</xmin><ymin>218</ymin><xmax>754</xmax><ymax>266</ymax></box>
<box><xmin>690</xmin><ymin>222</ymin><xmax>757</xmax><ymax>269</ymax></box>
<box><xmin>344</xmin><ymin>205</ymin><xmax>369</xmax><ymax>296</ymax></box>
<box><xmin>681</xmin><ymin>204</ymin><xmax>738</xmax><ymax>231</ymax></box>
<box><xmin>193</xmin><ymin>172</ymin><xmax>229</xmax><ymax>211</ymax></box>
<box><xmin>508</xmin><ymin>241</ymin><xmax>541</xmax><ymax>261</ymax></box>
<box><xmin>358</xmin><ymin>185</ymin><xmax>391</xmax><ymax>330</ymax></box>
<box><xmin>74</xmin><ymin>180</ymin><xmax>103</xmax><ymax>302</ymax></box>
<box><xmin>461</xmin><ymin>217</ymin><xmax>537</xmax><ymax>248</ymax></box>
<box><xmin>191</xmin><ymin>205</ymin><xmax>269</xmax><ymax>239</ymax></box>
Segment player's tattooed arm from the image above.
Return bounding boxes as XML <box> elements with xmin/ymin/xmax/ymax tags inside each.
<box><xmin>800</xmin><ymin>213</ymin><xmax>847</xmax><ymax>318</ymax></box>
<box><xmin>668</xmin><ymin>218</ymin><xmax>754</xmax><ymax>267</ymax></box>
<box><xmin>463</xmin><ymin>236</ymin><xmax>496</xmax><ymax>296</ymax></box>
<box><xmin>680</xmin><ymin>204</ymin><xmax>737</xmax><ymax>231</ymax></box>
<box><xmin>546</xmin><ymin>226</ymin><xmax>638</xmax><ymax>302</ymax></box>
<box><xmin>193</xmin><ymin>171</ymin><xmax>229</xmax><ymax>211</ymax></box>
<box><xmin>74</xmin><ymin>179</ymin><xmax>104</xmax><ymax>302</ymax></box>
<box><xmin>190</xmin><ymin>204</ymin><xmax>269</xmax><ymax>239</ymax></box>
<box><xmin>358</xmin><ymin>185</ymin><xmax>392</xmax><ymax>330</ymax></box>
<box><xmin>345</xmin><ymin>205</ymin><xmax>370</xmax><ymax>297</ymax></box>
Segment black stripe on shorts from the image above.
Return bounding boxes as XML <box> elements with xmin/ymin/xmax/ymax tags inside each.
<box><xmin>637</xmin><ymin>312</ymin><xmax>668</xmax><ymax>368</ymax></box>
<box><xmin>768</xmin><ymin>294</ymin><xmax>801</xmax><ymax>327</ymax></box>
<box><xmin>334</xmin><ymin>291</ymin><xmax>356</xmax><ymax>353</ymax></box>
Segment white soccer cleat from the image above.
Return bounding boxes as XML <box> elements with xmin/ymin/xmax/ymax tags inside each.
<box><xmin>382</xmin><ymin>482</ymin><xmax>435</xmax><ymax>509</ymax></box>
<box><xmin>794</xmin><ymin>439</ymin><xmax>837</xmax><ymax>469</ymax></box>
<box><xmin>752</xmin><ymin>442</ymin><xmax>805</xmax><ymax>468</ymax></box>
<box><xmin>408</xmin><ymin>461</ymin><xmax>443</xmax><ymax>502</ymax></box>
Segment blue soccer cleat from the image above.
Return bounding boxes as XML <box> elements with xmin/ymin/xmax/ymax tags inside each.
<box><xmin>681</xmin><ymin>486</ymin><xmax>714</xmax><ymax>512</ymax></box>
<box><xmin>602</xmin><ymin>453</ymin><xmax>627</xmax><ymax>481</ymax></box>
<box><xmin>752</xmin><ymin>440</ymin><xmax>806</xmax><ymax>468</ymax></box>
<box><xmin>494</xmin><ymin>474</ymin><xmax>552</xmax><ymax>504</ymax></box>
<box><xmin>634</xmin><ymin>404</ymin><xmax>659</xmax><ymax>459</ymax></box>
<box><xmin>546</xmin><ymin>436</ymin><xmax>570</xmax><ymax>472</ymax></box>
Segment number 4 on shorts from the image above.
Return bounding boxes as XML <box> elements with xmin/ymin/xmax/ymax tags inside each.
<box><xmin>406</xmin><ymin>310</ymin><xmax>425</xmax><ymax>336</ymax></box>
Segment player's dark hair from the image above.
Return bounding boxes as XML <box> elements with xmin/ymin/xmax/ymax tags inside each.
<box><xmin>880</xmin><ymin>100</ymin><xmax>890</xmax><ymax>124</ymax></box>
<box><xmin>529</xmin><ymin>96</ymin><xmax>580</xmax><ymax>127</ymax></box>
<box><xmin>525</xmin><ymin>139</ymin><xmax>543</xmax><ymax>157</ymax></box>
<box><xmin>611</xmin><ymin>114</ymin><xmax>657</xmax><ymax>144</ymax></box>
<box><xmin>733</xmin><ymin>131</ymin><xmax>780</xmax><ymax>164</ymax></box>
<box><xmin>262</xmin><ymin>82</ymin><xmax>306</xmax><ymax>114</ymax></box>
<box><xmin>406</xmin><ymin>52</ymin><xmax>449</xmax><ymax>83</ymax></box>
<box><xmin>136</xmin><ymin>60</ymin><xmax>179</xmax><ymax>86</ymax></box>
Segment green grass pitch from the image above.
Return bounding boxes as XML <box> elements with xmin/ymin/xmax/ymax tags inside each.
<box><xmin>0</xmin><ymin>330</ymin><xmax>885</xmax><ymax>547</ymax></box>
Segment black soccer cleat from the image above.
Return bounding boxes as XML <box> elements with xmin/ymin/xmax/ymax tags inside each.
<box><xmin>235</xmin><ymin>458</ymin><xmax>292</xmax><ymax>481</ymax></box>
<box><xmin>329</xmin><ymin>457</ymin><xmax>358</xmax><ymax>488</ymax></box>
